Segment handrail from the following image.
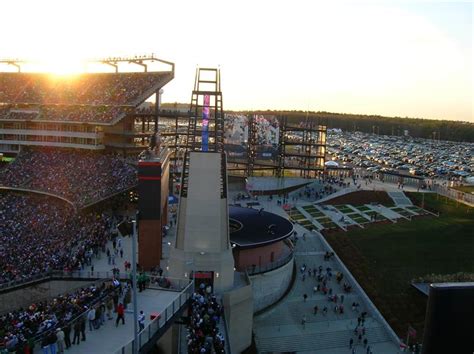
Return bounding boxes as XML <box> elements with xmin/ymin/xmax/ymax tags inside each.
<box><xmin>114</xmin><ymin>280</ymin><xmax>194</xmax><ymax>354</ymax></box>
<box><xmin>0</xmin><ymin>270</ymin><xmax>189</xmax><ymax>293</ymax></box>
<box><xmin>0</xmin><ymin>186</ymin><xmax>76</xmax><ymax>207</ymax></box>
<box><xmin>433</xmin><ymin>184</ymin><xmax>474</xmax><ymax>206</ymax></box>
<box><xmin>246</xmin><ymin>247</ymin><xmax>294</xmax><ymax>276</ymax></box>
<box><xmin>0</xmin><ymin>280</ymin><xmax>117</xmax><ymax>352</ymax></box>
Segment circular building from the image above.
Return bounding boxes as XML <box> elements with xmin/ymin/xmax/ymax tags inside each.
<box><xmin>229</xmin><ymin>206</ymin><xmax>295</xmax><ymax>312</ymax></box>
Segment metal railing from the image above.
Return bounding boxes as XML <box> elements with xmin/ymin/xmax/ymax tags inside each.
<box><xmin>1</xmin><ymin>282</ymin><xmax>116</xmax><ymax>352</ymax></box>
<box><xmin>246</xmin><ymin>248</ymin><xmax>294</xmax><ymax>276</ymax></box>
<box><xmin>0</xmin><ymin>270</ymin><xmax>189</xmax><ymax>292</ymax></box>
<box><xmin>114</xmin><ymin>280</ymin><xmax>194</xmax><ymax>354</ymax></box>
<box><xmin>433</xmin><ymin>184</ymin><xmax>474</xmax><ymax>205</ymax></box>
<box><xmin>0</xmin><ymin>272</ymin><xmax>53</xmax><ymax>291</ymax></box>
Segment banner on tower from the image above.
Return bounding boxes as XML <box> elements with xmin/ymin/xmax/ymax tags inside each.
<box><xmin>202</xmin><ymin>95</ymin><xmax>210</xmax><ymax>151</ymax></box>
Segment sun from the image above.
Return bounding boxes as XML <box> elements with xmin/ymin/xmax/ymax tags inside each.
<box><xmin>35</xmin><ymin>53</ymin><xmax>86</xmax><ymax>75</ymax></box>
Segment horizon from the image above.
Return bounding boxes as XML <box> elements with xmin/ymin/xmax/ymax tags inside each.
<box><xmin>0</xmin><ymin>0</ymin><xmax>472</xmax><ymax>122</ymax></box>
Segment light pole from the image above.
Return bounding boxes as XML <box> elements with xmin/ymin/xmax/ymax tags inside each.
<box><xmin>132</xmin><ymin>219</ymin><xmax>139</xmax><ymax>354</ymax></box>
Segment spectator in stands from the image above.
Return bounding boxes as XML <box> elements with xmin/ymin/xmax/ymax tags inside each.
<box><xmin>0</xmin><ymin>192</ymin><xmax>113</xmax><ymax>285</ymax></box>
<box><xmin>0</xmin><ymin>149</ymin><xmax>137</xmax><ymax>207</ymax></box>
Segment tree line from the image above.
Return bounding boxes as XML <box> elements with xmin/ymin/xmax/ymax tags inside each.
<box><xmin>250</xmin><ymin>110</ymin><xmax>474</xmax><ymax>143</ymax></box>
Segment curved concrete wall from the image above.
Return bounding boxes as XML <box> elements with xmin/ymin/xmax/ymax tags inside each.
<box><xmin>249</xmin><ymin>257</ymin><xmax>294</xmax><ymax>313</ymax></box>
<box><xmin>234</xmin><ymin>241</ymin><xmax>286</xmax><ymax>271</ymax></box>
<box><xmin>0</xmin><ymin>279</ymin><xmax>93</xmax><ymax>313</ymax></box>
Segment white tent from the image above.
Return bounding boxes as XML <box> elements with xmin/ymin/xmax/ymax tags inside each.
<box><xmin>325</xmin><ymin>160</ymin><xmax>339</xmax><ymax>167</ymax></box>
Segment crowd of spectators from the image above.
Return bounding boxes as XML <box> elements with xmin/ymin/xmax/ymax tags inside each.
<box><xmin>0</xmin><ymin>192</ymin><xmax>113</xmax><ymax>285</ymax></box>
<box><xmin>0</xmin><ymin>279</ymin><xmax>124</xmax><ymax>353</ymax></box>
<box><xmin>0</xmin><ymin>72</ymin><xmax>169</xmax><ymax>106</ymax></box>
<box><xmin>0</xmin><ymin>149</ymin><xmax>137</xmax><ymax>207</ymax></box>
<box><xmin>0</xmin><ymin>71</ymin><xmax>171</xmax><ymax>123</ymax></box>
<box><xmin>0</xmin><ymin>105</ymin><xmax>136</xmax><ymax>123</ymax></box>
<box><xmin>186</xmin><ymin>289</ymin><xmax>225</xmax><ymax>354</ymax></box>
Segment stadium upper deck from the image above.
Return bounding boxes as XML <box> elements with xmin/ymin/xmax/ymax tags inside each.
<box><xmin>0</xmin><ymin>71</ymin><xmax>172</xmax><ymax>123</ymax></box>
<box><xmin>0</xmin><ymin>56</ymin><xmax>174</xmax><ymax>153</ymax></box>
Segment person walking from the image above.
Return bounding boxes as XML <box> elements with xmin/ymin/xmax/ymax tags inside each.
<box><xmin>72</xmin><ymin>321</ymin><xmax>81</xmax><ymax>345</ymax></box>
<box><xmin>303</xmin><ymin>293</ymin><xmax>308</xmax><ymax>302</ymax></box>
<box><xmin>56</xmin><ymin>328</ymin><xmax>65</xmax><ymax>354</ymax></box>
<box><xmin>41</xmin><ymin>336</ymin><xmax>50</xmax><ymax>354</ymax></box>
<box><xmin>87</xmin><ymin>307</ymin><xmax>96</xmax><ymax>331</ymax></box>
<box><xmin>47</xmin><ymin>330</ymin><xmax>58</xmax><ymax>354</ymax></box>
<box><xmin>301</xmin><ymin>315</ymin><xmax>306</xmax><ymax>329</ymax></box>
<box><xmin>80</xmin><ymin>316</ymin><xmax>86</xmax><ymax>342</ymax></box>
<box><xmin>63</xmin><ymin>323</ymin><xmax>71</xmax><ymax>349</ymax></box>
<box><xmin>138</xmin><ymin>310</ymin><xmax>145</xmax><ymax>332</ymax></box>
<box><xmin>349</xmin><ymin>337</ymin><xmax>354</xmax><ymax>349</ymax></box>
<box><xmin>116</xmin><ymin>303</ymin><xmax>125</xmax><ymax>326</ymax></box>
<box><xmin>106</xmin><ymin>297</ymin><xmax>114</xmax><ymax>319</ymax></box>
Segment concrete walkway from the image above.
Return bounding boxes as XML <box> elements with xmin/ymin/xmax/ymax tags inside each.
<box><xmin>64</xmin><ymin>289</ymin><xmax>179</xmax><ymax>354</ymax></box>
<box><xmin>250</xmin><ymin>182</ymin><xmax>401</xmax><ymax>354</ymax></box>
<box><xmin>49</xmin><ymin>218</ymin><xmax>184</xmax><ymax>354</ymax></box>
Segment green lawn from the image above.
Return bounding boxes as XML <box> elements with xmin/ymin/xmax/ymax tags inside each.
<box><xmin>335</xmin><ymin>205</ymin><xmax>353</xmax><ymax>213</ymax></box>
<box><xmin>355</xmin><ymin>205</ymin><xmax>372</xmax><ymax>212</ymax></box>
<box><xmin>302</xmin><ymin>205</ymin><xmax>318</xmax><ymax>212</ymax></box>
<box><xmin>350</xmin><ymin>215</ymin><xmax>370</xmax><ymax>223</ymax></box>
<box><xmin>364</xmin><ymin>210</ymin><xmax>387</xmax><ymax>220</ymax></box>
<box><xmin>324</xmin><ymin>193</ymin><xmax>474</xmax><ymax>339</ymax></box>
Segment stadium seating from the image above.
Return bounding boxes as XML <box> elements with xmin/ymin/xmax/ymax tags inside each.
<box><xmin>0</xmin><ymin>149</ymin><xmax>137</xmax><ymax>207</ymax></box>
<box><xmin>0</xmin><ymin>192</ymin><xmax>112</xmax><ymax>285</ymax></box>
<box><xmin>0</xmin><ymin>72</ymin><xmax>170</xmax><ymax>123</ymax></box>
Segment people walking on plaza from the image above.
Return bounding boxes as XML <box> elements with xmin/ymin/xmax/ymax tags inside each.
<box><xmin>47</xmin><ymin>330</ymin><xmax>58</xmax><ymax>354</ymax></box>
<box><xmin>116</xmin><ymin>303</ymin><xmax>125</xmax><ymax>326</ymax></box>
<box><xmin>72</xmin><ymin>321</ymin><xmax>81</xmax><ymax>345</ymax></box>
<box><xmin>301</xmin><ymin>315</ymin><xmax>306</xmax><ymax>329</ymax></box>
<box><xmin>87</xmin><ymin>307</ymin><xmax>96</xmax><ymax>331</ymax></box>
<box><xmin>138</xmin><ymin>310</ymin><xmax>145</xmax><ymax>331</ymax></box>
<box><xmin>63</xmin><ymin>323</ymin><xmax>71</xmax><ymax>349</ymax></box>
<box><xmin>349</xmin><ymin>338</ymin><xmax>354</xmax><ymax>349</ymax></box>
<box><xmin>106</xmin><ymin>297</ymin><xmax>114</xmax><ymax>319</ymax></box>
<box><xmin>80</xmin><ymin>316</ymin><xmax>86</xmax><ymax>341</ymax></box>
<box><xmin>56</xmin><ymin>328</ymin><xmax>65</xmax><ymax>354</ymax></box>
<box><xmin>303</xmin><ymin>293</ymin><xmax>308</xmax><ymax>302</ymax></box>
<box><xmin>313</xmin><ymin>305</ymin><xmax>318</xmax><ymax>315</ymax></box>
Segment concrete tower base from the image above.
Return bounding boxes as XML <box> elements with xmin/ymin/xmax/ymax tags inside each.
<box><xmin>168</xmin><ymin>152</ymin><xmax>234</xmax><ymax>293</ymax></box>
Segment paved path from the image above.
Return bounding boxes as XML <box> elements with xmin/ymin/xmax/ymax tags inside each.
<box><xmin>251</xmin><ymin>187</ymin><xmax>401</xmax><ymax>354</ymax></box>
<box><xmin>63</xmin><ymin>289</ymin><xmax>179</xmax><ymax>354</ymax></box>
<box><xmin>49</xmin><ymin>216</ymin><xmax>184</xmax><ymax>354</ymax></box>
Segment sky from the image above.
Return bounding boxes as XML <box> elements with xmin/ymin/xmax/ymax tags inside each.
<box><xmin>0</xmin><ymin>0</ymin><xmax>472</xmax><ymax>122</ymax></box>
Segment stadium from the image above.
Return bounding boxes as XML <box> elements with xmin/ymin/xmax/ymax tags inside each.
<box><xmin>0</xmin><ymin>56</ymin><xmax>472</xmax><ymax>354</ymax></box>
<box><xmin>0</xmin><ymin>56</ymin><xmax>327</xmax><ymax>353</ymax></box>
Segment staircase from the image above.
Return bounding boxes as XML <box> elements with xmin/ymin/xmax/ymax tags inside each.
<box><xmin>387</xmin><ymin>191</ymin><xmax>413</xmax><ymax>206</ymax></box>
<box><xmin>256</xmin><ymin>325</ymin><xmax>391</xmax><ymax>353</ymax></box>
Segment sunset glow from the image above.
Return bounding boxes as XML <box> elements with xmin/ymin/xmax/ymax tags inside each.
<box><xmin>0</xmin><ymin>0</ymin><xmax>472</xmax><ymax>121</ymax></box>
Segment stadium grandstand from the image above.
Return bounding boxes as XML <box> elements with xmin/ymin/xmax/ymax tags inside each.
<box><xmin>0</xmin><ymin>55</ymin><xmax>174</xmax><ymax>208</ymax></box>
<box><xmin>0</xmin><ymin>55</ymin><xmax>173</xmax><ymax>287</ymax></box>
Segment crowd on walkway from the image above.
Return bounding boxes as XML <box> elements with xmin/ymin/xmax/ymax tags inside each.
<box><xmin>0</xmin><ymin>192</ymin><xmax>113</xmax><ymax>285</ymax></box>
<box><xmin>0</xmin><ymin>279</ymin><xmax>129</xmax><ymax>353</ymax></box>
<box><xmin>0</xmin><ymin>150</ymin><xmax>137</xmax><ymax>207</ymax></box>
<box><xmin>186</xmin><ymin>286</ymin><xmax>225</xmax><ymax>354</ymax></box>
